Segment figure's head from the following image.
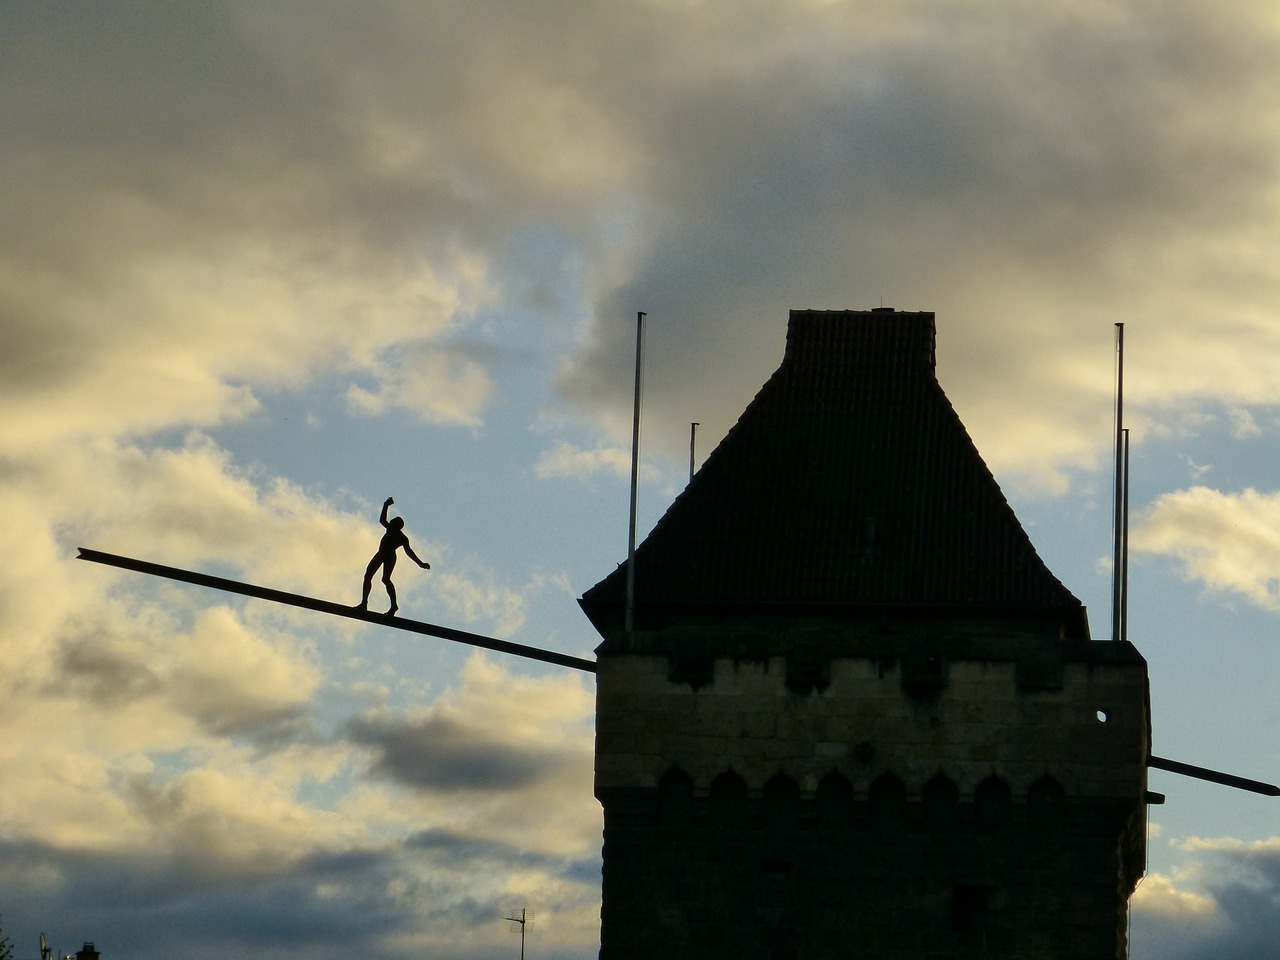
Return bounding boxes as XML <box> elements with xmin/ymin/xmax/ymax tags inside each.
<box><xmin>390</xmin><ymin>517</ymin><xmax>404</xmax><ymax>530</ymax></box>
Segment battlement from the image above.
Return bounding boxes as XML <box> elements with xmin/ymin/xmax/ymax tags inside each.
<box><xmin>596</xmin><ymin>640</ymin><xmax>1148</xmax><ymax>803</ymax></box>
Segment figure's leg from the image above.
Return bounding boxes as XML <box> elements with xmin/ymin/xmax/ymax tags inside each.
<box><xmin>359</xmin><ymin>556</ymin><xmax>381</xmax><ymax>609</ymax></box>
<box><xmin>382</xmin><ymin>553</ymin><xmax>399</xmax><ymax>614</ymax></box>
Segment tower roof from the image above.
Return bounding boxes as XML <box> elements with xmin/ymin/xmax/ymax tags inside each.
<box><xmin>580</xmin><ymin>309</ymin><xmax>1089</xmax><ymax>639</ymax></box>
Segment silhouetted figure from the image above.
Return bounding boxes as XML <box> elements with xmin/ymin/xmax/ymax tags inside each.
<box><xmin>358</xmin><ymin>497</ymin><xmax>429</xmax><ymax>616</ymax></box>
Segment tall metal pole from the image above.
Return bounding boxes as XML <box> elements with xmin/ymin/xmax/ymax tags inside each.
<box><xmin>1112</xmin><ymin>323</ymin><xmax>1125</xmax><ymax>642</ymax></box>
<box><xmin>689</xmin><ymin>422</ymin><xmax>699</xmax><ymax>483</ymax></box>
<box><xmin>626</xmin><ymin>312</ymin><xmax>645</xmax><ymax>634</ymax></box>
<box><xmin>1121</xmin><ymin>427</ymin><xmax>1130</xmax><ymax>644</ymax></box>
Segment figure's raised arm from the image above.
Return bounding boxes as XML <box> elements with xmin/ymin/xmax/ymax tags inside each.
<box><xmin>379</xmin><ymin>496</ymin><xmax>394</xmax><ymax>528</ymax></box>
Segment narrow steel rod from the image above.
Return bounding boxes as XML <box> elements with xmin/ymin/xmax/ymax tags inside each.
<box><xmin>689</xmin><ymin>421</ymin><xmax>699</xmax><ymax>484</ymax></box>
<box><xmin>1148</xmin><ymin>754</ymin><xmax>1280</xmax><ymax>797</ymax></box>
<box><xmin>1112</xmin><ymin>322</ymin><xmax>1125</xmax><ymax>642</ymax></box>
<box><xmin>1121</xmin><ymin>427</ymin><xmax>1130</xmax><ymax>644</ymax></box>
<box><xmin>625</xmin><ymin>310</ymin><xmax>645</xmax><ymax>634</ymax></box>
<box><xmin>77</xmin><ymin>548</ymin><xmax>596</xmax><ymax>674</ymax></box>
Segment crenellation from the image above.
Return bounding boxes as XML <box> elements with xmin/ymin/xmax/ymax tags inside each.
<box><xmin>599</xmin><ymin>657</ymin><xmax>1146</xmax><ymax>802</ymax></box>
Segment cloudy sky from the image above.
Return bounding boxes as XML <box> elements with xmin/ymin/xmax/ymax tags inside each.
<box><xmin>3</xmin><ymin>1</ymin><xmax>1280</xmax><ymax>957</ymax></box>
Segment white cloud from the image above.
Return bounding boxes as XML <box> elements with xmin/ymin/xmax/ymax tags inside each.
<box><xmin>1133</xmin><ymin>871</ymin><xmax>1221</xmax><ymax>922</ymax></box>
<box><xmin>429</xmin><ymin>568</ymin><xmax>529</xmax><ymax>638</ymax></box>
<box><xmin>1179</xmin><ymin>454</ymin><xmax>1213</xmax><ymax>482</ymax></box>
<box><xmin>346</xmin><ymin>345</ymin><xmax>499</xmax><ymax>427</ymax></box>
<box><xmin>1132</xmin><ymin>486</ymin><xmax>1280</xmax><ymax>611</ymax></box>
<box><xmin>1229</xmin><ymin>407</ymin><xmax>1262</xmax><ymax>439</ymax></box>
<box><xmin>166</xmin><ymin>606</ymin><xmax>321</xmax><ymax>737</ymax></box>
<box><xmin>535</xmin><ymin>441</ymin><xmax>633</xmax><ymax>481</ymax></box>
<box><xmin>533</xmin><ymin>440</ymin><xmax>669</xmax><ymax>487</ymax></box>
<box><xmin>1172</xmin><ymin>834</ymin><xmax>1280</xmax><ymax>855</ymax></box>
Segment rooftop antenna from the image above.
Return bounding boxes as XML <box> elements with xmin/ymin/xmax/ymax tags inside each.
<box><xmin>689</xmin><ymin>422</ymin><xmax>699</xmax><ymax>483</ymax></box>
<box><xmin>1121</xmin><ymin>426</ymin><xmax>1130</xmax><ymax>644</ymax></box>
<box><xmin>625</xmin><ymin>311</ymin><xmax>645</xmax><ymax>634</ymax></box>
<box><xmin>1111</xmin><ymin>323</ymin><xmax>1126</xmax><ymax>642</ymax></box>
<box><xmin>506</xmin><ymin>907</ymin><xmax>533</xmax><ymax>960</ymax></box>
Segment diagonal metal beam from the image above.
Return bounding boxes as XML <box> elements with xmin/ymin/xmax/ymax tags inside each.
<box><xmin>1148</xmin><ymin>754</ymin><xmax>1279</xmax><ymax>796</ymax></box>
<box><xmin>77</xmin><ymin>547</ymin><xmax>596</xmax><ymax>674</ymax></box>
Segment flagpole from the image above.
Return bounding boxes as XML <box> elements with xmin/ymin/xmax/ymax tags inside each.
<box><xmin>1112</xmin><ymin>323</ymin><xmax>1124</xmax><ymax>642</ymax></box>
<box><xmin>625</xmin><ymin>311</ymin><xmax>645</xmax><ymax>634</ymax></box>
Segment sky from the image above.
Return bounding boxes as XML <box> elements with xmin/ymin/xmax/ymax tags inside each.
<box><xmin>2</xmin><ymin>1</ymin><xmax>1280</xmax><ymax>957</ymax></box>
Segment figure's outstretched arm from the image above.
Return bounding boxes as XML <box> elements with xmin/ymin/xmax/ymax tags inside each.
<box><xmin>404</xmin><ymin>542</ymin><xmax>430</xmax><ymax>569</ymax></box>
<box><xmin>379</xmin><ymin>496</ymin><xmax>394</xmax><ymax>529</ymax></box>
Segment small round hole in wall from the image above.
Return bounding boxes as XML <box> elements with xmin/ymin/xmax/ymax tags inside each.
<box><xmin>1096</xmin><ymin>709</ymin><xmax>1110</xmax><ymax>723</ymax></box>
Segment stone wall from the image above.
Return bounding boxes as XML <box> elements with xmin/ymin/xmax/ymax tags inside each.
<box><xmin>595</xmin><ymin>638</ymin><xmax>1148</xmax><ymax>959</ymax></box>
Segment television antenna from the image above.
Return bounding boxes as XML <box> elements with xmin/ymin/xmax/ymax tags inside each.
<box><xmin>506</xmin><ymin>907</ymin><xmax>533</xmax><ymax>960</ymax></box>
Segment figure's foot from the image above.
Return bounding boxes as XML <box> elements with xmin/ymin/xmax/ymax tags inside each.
<box><xmin>354</xmin><ymin>601</ymin><xmax>368</xmax><ymax>612</ymax></box>
<box><xmin>386</xmin><ymin>604</ymin><xmax>398</xmax><ymax>617</ymax></box>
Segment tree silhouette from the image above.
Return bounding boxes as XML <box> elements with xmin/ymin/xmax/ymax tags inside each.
<box><xmin>0</xmin><ymin>915</ymin><xmax>14</xmax><ymax>960</ymax></box>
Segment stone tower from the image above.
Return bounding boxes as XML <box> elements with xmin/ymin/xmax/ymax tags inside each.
<box><xmin>580</xmin><ymin>309</ymin><xmax>1149</xmax><ymax>959</ymax></box>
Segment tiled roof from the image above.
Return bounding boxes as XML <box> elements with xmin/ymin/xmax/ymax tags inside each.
<box><xmin>580</xmin><ymin>309</ymin><xmax>1088</xmax><ymax>637</ymax></box>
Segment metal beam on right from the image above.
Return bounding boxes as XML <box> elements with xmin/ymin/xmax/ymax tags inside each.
<box><xmin>1148</xmin><ymin>754</ymin><xmax>1280</xmax><ymax>796</ymax></box>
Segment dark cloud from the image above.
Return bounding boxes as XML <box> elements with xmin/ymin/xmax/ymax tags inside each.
<box><xmin>0</xmin><ymin>829</ymin><xmax>598</xmax><ymax>960</ymax></box>
<box><xmin>347</xmin><ymin>711</ymin><xmax>567</xmax><ymax>792</ymax></box>
<box><xmin>54</xmin><ymin>627</ymin><xmax>165</xmax><ymax>707</ymax></box>
<box><xmin>1190</xmin><ymin>846</ymin><xmax>1280</xmax><ymax>960</ymax></box>
<box><xmin>0</xmin><ymin>0</ymin><xmax>494</xmax><ymax>431</ymax></box>
<box><xmin>549</xmin><ymin>2</ymin><xmax>1280</xmax><ymax>469</ymax></box>
<box><xmin>7</xmin><ymin>0</ymin><xmax>1279</xmax><ymax>462</ymax></box>
<box><xmin>0</xmin><ymin>837</ymin><xmax>427</xmax><ymax>960</ymax></box>
<box><xmin>1132</xmin><ymin>844</ymin><xmax>1280</xmax><ymax>960</ymax></box>
<box><xmin>406</xmin><ymin>826</ymin><xmax>597</xmax><ymax>878</ymax></box>
<box><xmin>53</xmin><ymin>618</ymin><xmax>314</xmax><ymax>747</ymax></box>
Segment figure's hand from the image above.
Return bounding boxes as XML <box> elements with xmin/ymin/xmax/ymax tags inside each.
<box><xmin>384</xmin><ymin>496</ymin><xmax>394</xmax><ymax>506</ymax></box>
<box><xmin>420</xmin><ymin>560</ymin><xmax>431</xmax><ymax>569</ymax></box>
